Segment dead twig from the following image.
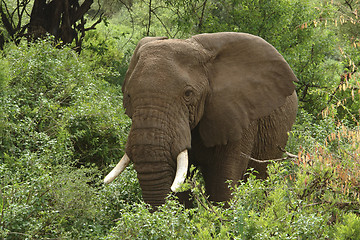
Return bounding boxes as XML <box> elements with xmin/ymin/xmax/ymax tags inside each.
<box><xmin>241</xmin><ymin>149</ymin><xmax>298</xmax><ymax>164</ymax></box>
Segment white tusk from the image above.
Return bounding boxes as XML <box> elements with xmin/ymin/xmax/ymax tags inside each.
<box><xmin>104</xmin><ymin>154</ymin><xmax>131</xmax><ymax>184</ymax></box>
<box><xmin>170</xmin><ymin>150</ymin><xmax>189</xmax><ymax>192</ymax></box>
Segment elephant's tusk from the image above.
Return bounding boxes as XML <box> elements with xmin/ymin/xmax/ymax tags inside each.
<box><xmin>104</xmin><ymin>154</ymin><xmax>131</xmax><ymax>184</ymax></box>
<box><xmin>171</xmin><ymin>150</ymin><xmax>189</xmax><ymax>192</ymax></box>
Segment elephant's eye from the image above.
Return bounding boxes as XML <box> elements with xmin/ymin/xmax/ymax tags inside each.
<box><xmin>185</xmin><ymin>89</ymin><xmax>192</xmax><ymax>97</ymax></box>
<box><xmin>183</xmin><ymin>86</ymin><xmax>195</xmax><ymax>103</ymax></box>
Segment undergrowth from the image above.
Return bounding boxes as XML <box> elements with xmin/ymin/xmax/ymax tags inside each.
<box><xmin>0</xmin><ymin>36</ymin><xmax>359</xmax><ymax>239</ymax></box>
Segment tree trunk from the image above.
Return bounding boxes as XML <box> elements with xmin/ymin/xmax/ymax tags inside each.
<box><xmin>27</xmin><ymin>0</ymin><xmax>96</xmax><ymax>51</ymax></box>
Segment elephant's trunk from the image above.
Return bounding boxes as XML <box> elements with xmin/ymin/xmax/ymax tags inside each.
<box><xmin>129</xmin><ymin>140</ymin><xmax>177</xmax><ymax>207</ymax></box>
<box><xmin>125</xmin><ymin>97</ymin><xmax>191</xmax><ymax>207</ymax></box>
<box><xmin>135</xmin><ymin>159</ymin><xmax>175</xmax><ymax>207</ymax></box>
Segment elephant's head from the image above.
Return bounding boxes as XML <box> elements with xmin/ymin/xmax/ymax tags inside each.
<box><xmin>104</xmin><ymin>32</ymin><xmax>297</xmax><ymax>207</ymax></box>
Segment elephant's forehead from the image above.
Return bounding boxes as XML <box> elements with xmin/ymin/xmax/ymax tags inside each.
<box><xmin>138</xmin><ymin>39</ymin><xmax>204</xmax><ymax>63</ymax></box>
<box><xmin>140</xmin><ymin>39</ymin><xmax>193</xmax><ymax>53</ymax></box>
<box><xmin>127</xmin><ymin>56</ymin><xmax>188</xmax><ymax>94</ymax></box>
<box><xmin>128</xmin><ymin>44</ymin><xmax>202</xmax><ymax>89</ymax></box>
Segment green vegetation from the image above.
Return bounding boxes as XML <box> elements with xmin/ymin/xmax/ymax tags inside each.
<box><xmin>1</xmin><ymin>0</ymin><xmax>359</xmax><ymax>239</ymax></box>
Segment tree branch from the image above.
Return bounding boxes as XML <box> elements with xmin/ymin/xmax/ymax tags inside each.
<box><xmin>0</xmin><ymin>1</ymin><xmax>16</xmax><ymax>37</ymax></box>
<box><xmin>197</xmin><ymin>0</ymin><xmax>207</xmax><ymax>32</ymax></box>
<box><xmin>70</xmin><ymin>0</ymin><xmax>93</xmax><ymax>25</ymax></box>
<box><xmin>151</xmin><ymin>9</ymin><xmax>172</xmax><ymax>37</ymax></box>
<box><xmin>83</xmin><ymin>13</ymin><xmax>103</xmax><ymax>31</ymax></box>
<box><xmin>344</xmin><ymin>0</ymin><xmax>354</xmax><ymax>11</ymax></box>
<box><xmin>146</xmin><ymin>0</ymin><xmax>152</xmax><ymax>36</ymax></box>
<box><xmin>240</xmin><ymin>149</ymin><xmax>298</xmax><ymax>164</ymax></box>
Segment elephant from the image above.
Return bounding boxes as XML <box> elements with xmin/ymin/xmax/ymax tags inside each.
<box><xmin>104</xmin><ymin>32</ymin><xmax>298</xmax><ymax>208</ymax></box>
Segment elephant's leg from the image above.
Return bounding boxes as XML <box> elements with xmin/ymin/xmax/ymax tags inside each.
<box><xmin>249</xmin><ymin>92</ymin><xmax>298</xmax><ymax>179</ymax></box>
<box><xmin>202</xmin><ymin>144</ymin><xmax>252</xmax><ymax>202</ymax></box>
<box><xmin>190</xmin><ymin>125</ymin><xmax>256</xmax><ymax>203</ymax></box>
<box><xmin>247</xmin><ymin>114</ymin><xmax>285</xmax><ymax>179</ymax></box>
<box><xmin>175</xmin><ymin>191</ymin><xmax>194</xmax><ymax>208</ymax></box>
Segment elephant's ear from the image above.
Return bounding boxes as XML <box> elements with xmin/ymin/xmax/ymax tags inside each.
<box><xmin>193</xmin><ymin>32</ymin><xmax>298</xmax><ymax>147</ymax></box>
<box><xmin>122</xmin><ymin>37</ymin><xmax>167</xmax><ymax>116</ymax></box>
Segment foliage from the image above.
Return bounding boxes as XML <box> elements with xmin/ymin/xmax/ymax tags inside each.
<box><xmin>1</xmin><ymin>0</ymin><xmax>360</xmax><ymax>239</ymax></box>
<box><xmin>81</xmin><ymin>21</ymin><xmax>128</xmax><ymax>85</ymax></box>
<box><xmin>103</xmin><ymin>124</ymin><xmax>360</xmax><ymax>239</ymax></box>
<box><xmin>102</xmin><ymin>0</ymin><xmax>359</xmax><ymax>123</ymax></box>
<box><xmin>0</xmin><ymin>38</ymin><xmax>133</xmax><ymax>238</ymax></box>
<box><xmin>1</xmin><ymin>37</ymin><xmax>130</xmax><ymax>167</ymax></box>
<box><xmin>103</xmin><ymin>139</ymin><xmax>360</xmax><ymax>239</ymax></box>
<box><xmin>0</xmin><ymin>0</ymin><xmax>101</xmax><ymax>52</ymax></box>
<box><xmin>334</xmin><ymin>213</ymin><xmax>360</xmax><ymax>240</ymax></box>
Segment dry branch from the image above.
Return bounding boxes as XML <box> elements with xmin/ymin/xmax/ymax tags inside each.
<box><xmin>241</xmin><ymin>148</ymin><xmax>298</xmax><ymax>164</ymax></box>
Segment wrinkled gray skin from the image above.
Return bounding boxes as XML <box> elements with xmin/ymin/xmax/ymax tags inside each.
<box><xmin>120</xmin><ymin>32</ymin><xmax>298</xmax><ymax>207</ymax></box>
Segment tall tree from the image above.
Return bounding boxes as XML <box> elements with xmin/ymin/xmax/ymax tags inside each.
<box><xmin>0</xmin><ymin>0</ymin><xmax>101</xmax><ymax>51</ymax></box>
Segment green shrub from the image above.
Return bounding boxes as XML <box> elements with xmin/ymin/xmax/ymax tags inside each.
<box><xmin>334</xmin><ymin>213</ymin><xmax>360</xmax><ymax>240</ymax></box>
<box><xmin>1</xmin><ymin>38</ymin><xmax>130</xmax><ymax>167</ymax></box>
<box><xmin>99</xmin><ymin>164</ymin><xmax>142</xmax><ymax>216</ymax></box>
<box><xmin>81</xmin><ymin>21</ymin><xmax>127</xmax><ymax>85</ymax></box>
<box><xmin>1</xmin><ymin>2</ymin><xmax>360</xmax><ymax>238</ymax></box>
<box><xmin>287</xmin><ymin>109</ymin><xmax>339</xmax><ymax>153</ymax></box>
<box><xmin>0</xmin><ymin>38</ymin><xmax>133</xmax><ymax>238</ymax></box>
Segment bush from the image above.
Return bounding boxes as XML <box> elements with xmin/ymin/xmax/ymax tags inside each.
<box><xmin>1</xmin><ymin>37</ymin><xmax>130</xmax><ymax>167</ymax></box>
<box><xmin>81</xmin><ymin>20</ymin><xmax>127</xmax><ymax>85</ymax></box>
<box><xmin>101</xmin><ymin>148</ymin><xmax>360</xmax><ymax>239</ymax></box>
<box><xmin>334</xmin><ymin>213</ymin><xmax>360</xmax><ymax>240</ymax></box>
<box><xmin>1</xmin><ymin>2</ymin><xmax>360</xmax><ymax>238</ymax></box>
<box><xmin>0</xmin><ymin>38</ymin><xmax>134</xmax><ymax>238</ymax></box>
